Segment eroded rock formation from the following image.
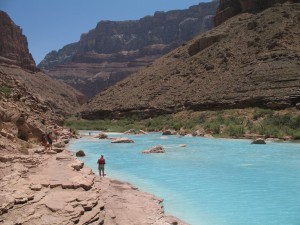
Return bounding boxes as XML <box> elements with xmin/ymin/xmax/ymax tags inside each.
<box><xmin>0</xmin><ymin>11</ymin><xmax>84</xmax><ymax>151</ymax></box>
<box><xmin>80</xmin><ymin>2</ymin><xmax>300</xmax><ymax>119</ymax></box>
<box><xmin>0</xmin><ymin>11</ymin><xmax>37</xmax><ymax>72</ymax></box>
<box><xmin>38</xmin><ymin>2</ymin><xmax>218</xmax><ymax>99</ymax></box>
<box><xmin>214</xmin><ymin>0</ymin><xmax>296</xmax><ymax>26</ymax></box>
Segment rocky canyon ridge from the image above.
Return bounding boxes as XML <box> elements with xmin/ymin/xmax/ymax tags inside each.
<box><xmin>0</xmin><ymin>10</ymin><xmax>84</xmax><ymax>146</ymax></box>
<box><xmin>80</xmin><ymin>1</ymin><xmax>300</xmax><ymax>119</ymax></box>
<box><xmin>38</xmin><ymin>1</ymin><xmax>218</xmax><ymax>99</ymax></box>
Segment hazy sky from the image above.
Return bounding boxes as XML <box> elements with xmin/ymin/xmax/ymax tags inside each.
<box><xmin>0</xmin><ymin>0</ymin><xmax>211</xmax><ymax>64</ymax></box>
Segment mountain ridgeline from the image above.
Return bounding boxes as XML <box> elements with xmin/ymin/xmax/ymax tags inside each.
<box><xmin>79</xmin><ymin>1</ymin><xmax>300</xmax><ymax>119</ymax></box>
<box><xmin>38</xmin><ymin>1</ymin><xmax>219</xmax><ymax>99</ymax></box>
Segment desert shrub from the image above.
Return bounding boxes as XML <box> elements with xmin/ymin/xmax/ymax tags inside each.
<box><xmin>204</xmin><ymin>121</ymin><xmax>220</xmax><ymax>134</ymax></box>
<box><xmin>262</xmin><ymin>114</ymin><xmax>298</xmax><ymax>130</ymax></box>
<box><xmin>253</xmin><ymin>108</ymin><xmax>274</xmax><ymax>120</ymax></box>
<box><xmin>185</xmin><ymin>117</ymin><xmax>201</xmax><ymax>130</ymax></box>
<box><xmin>292</xmin><ymin>131</ymin><xmax>300</xmax><ymax>140</ymax></box>
<box><xmin>257</xmin><ymin>124</ymin><xmax>284</xmax><ymax>138</ymax></box>
<box><xmin>225</xmin><ymin>125</ymin><xmax>245</xmax><ymax>137</ymax></box>
<box><xmin>225</xmin><ymin>115</ymin><xmax>244</xmax><ymax>126</ymax></box>
<box><xmin>0</xmin><ymin>86</ymin><xmax>12</xmax><ymax>98</ymax></box>
<box><xmin>64</xmin><ymin>109</ymin><xmax>300</xmax><ymax>139</ymax></box>
<box><xmin>289</xmin><ymin>115</ymin><xmax>300</xmax><ymax>130</ymax></box>
<box><xmin>198</xmin><ymin>113</ymin><xmax>207</xmax><ymax>124</ymax></box>
<box><xmin>215</xmin><ymin>114</ymin><xmax>225</xmax><ymax>124</ymax></box>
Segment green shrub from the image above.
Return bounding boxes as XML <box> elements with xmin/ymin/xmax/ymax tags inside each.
<box><xmin>0</xmin><ymin>85</ymin><xmax>12</xmax><ymax>98</ymax></box>
<box><xmin>292</xmin><ymin>131</ymin><xmax>300</xmax><ymax>140</ymax></box>
<box><xmin>257</xmin><ymin>124</ymin><xmax>284</xmax><ymax>138</ymax></box>
<box><xmin>204</xmin><ymin>122</ymin><xmax>220</xmax><ymax>134</ymax></box>
<box><xmin>198</xmin><ymin>114</ymin><xmax>207</xmax><ymax>124</ymax></box>
<box><xmin>253</xmin><ymin>108</ymin><xmax>274</xmax><ymax>120</ymax></box>
<box><xmin>64</xmin><ymin>109</ymin><xmax>300</xmax><ymax>139</ymax></box>
<box><xmin>290</xmin><ymin>115</ymin><xmax>300</xmax><ymax>130</ymax></box>
<box><xmin>225</xmin><ymin>125</ymin><xmax>245</xmax><ymax>137</ymax></box>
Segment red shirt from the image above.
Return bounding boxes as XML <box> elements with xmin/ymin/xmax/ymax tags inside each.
<box><xmin>98</xmin><ymin>158</ymin><xmax>105</xmax><ymax>165</ymax></box>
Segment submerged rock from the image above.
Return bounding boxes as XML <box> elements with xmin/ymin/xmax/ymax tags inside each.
<box><xmin>111</xmin><ymin>138</ymin><xmax>134</xmax><ymax>143</ymax></box>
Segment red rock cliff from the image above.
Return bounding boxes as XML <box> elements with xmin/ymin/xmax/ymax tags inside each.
<box><xmin>0</xmin><ymin>11</ymin><xmax>38</xmax><ymax>72</ymax></box>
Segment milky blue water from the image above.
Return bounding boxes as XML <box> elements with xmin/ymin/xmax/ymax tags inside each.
<box><xmin>69</xmin><ymin>131</ymin><xmax>300</xmax><ymax>225</ymax></box>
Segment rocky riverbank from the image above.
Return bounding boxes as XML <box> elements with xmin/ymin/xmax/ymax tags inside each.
<box><xmin>0</xmin><ymin>128</ymin><xmax>188</xmax><ymax>225</ymax></box>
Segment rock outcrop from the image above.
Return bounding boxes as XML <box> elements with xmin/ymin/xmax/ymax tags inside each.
<box><xmin>0</xmin><ymin>129</ymin><xmax>187</xmax><ymax>225</ymax></box>
<box><xmin>143</xmin><ymin>145</ymin><xmax>165</xmax><ymax>154</ymax></box>
<box><xmin>76</xmin><ymin>150</ymin><xmax>86</xmax><ymax>157</ymax></box>
<box><xmin>80</xmin><ymin>2</ymin><xmax>300</xmax><ymax>120</ymax></box>
<box><xmin>0</xmin><ymin>11</ymin><xmax>37</xmax><ymax>72</ymax></box>
<box><xmin>38</xmin><ymin>2</ymin><xmax>218</xmax><ymax>99</ymax></box>
<box><xmin>214</xmin><ymin>0</ymin><xmax>296</xmax><ymax>26</ymax></box>
<box><xmin>111</xmin><ymin>137</ymin><xmax>134</xmax><ymax>143</ymax></box>
<box><xmin>251</xmin><ymin>138</ymin><xmax>266</xmax><ymax>144</ymax></box>
<box><xmin>0</xmin><ymin>11</ymin><xmax>84</xmax><ymax>151</ymax></box>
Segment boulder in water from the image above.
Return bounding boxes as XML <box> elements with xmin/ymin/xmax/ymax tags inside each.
<box><xmin>111</xmin><ymin>138</ymin><xmax>134</xmax><ymax>143</ymax></box>
<box><xmin>143</xmin><ymin>145</ymin><xmax>165</xmax><ymax>154</ymax></box>
<box><xmin>76</xmin><ymin>150</ymin><xmax>86</xmax><ymax>157</ymax></box>
<box><xmin>251</xmin><ymin>138</ymin><xmax>266</xmax><ymax>144</ymax></box>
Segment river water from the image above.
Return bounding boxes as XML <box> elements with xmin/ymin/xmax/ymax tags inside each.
<box><xmin>69</xmin><ymin>131</ymin><xmax>300</xmax><ymax>225</ymax></box>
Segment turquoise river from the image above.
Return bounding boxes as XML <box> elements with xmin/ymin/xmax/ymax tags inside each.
<box><xmin>69</xmin><ymin>131</ymin><xmax>300</xmax><ymax>225</ymax></box>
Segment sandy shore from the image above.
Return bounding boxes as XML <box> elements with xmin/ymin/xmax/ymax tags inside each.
<box><xmin>0</xmin><ymin>128</ymin><xmax>189</xmax><ymax>225</ymax></box>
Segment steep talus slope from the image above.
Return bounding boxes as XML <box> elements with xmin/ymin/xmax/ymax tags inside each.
<box><xmin>38</xmin><ymin>2</ymin><xmax>218</xmax><ymax>99</ymax></box>
<box><xmin>0</xmin><ymin>11</ymin><xmax>84</xmax><ymax>151</ymax></box>
<box><xmin>80</xmin><ymin>2</ymin><xmax>300</xmax><ymax>119</ymax></box>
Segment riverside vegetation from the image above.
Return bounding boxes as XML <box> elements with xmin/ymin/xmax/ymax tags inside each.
<box><xmin>65</xmin><ymin>108</ymin><xmax>300</xmax><ymax>141</ymax></box>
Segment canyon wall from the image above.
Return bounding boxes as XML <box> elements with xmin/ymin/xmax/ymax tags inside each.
<box><xmin>38</xmin><ymin>2</ymin><xmax>218</xmax><ymax>99</ymax></box>
<box><xmin>80</xmin><ymin>2</ymin><xmax>300</xmax><ymax>119</ymax></box>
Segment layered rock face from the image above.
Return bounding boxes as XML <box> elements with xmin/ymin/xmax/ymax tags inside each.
<box><xmin>0</xmin><ymin>11</ymin><xmax>37</xmax><ymax>72</ymax></box>
<box><xmin>38</xmin><ymin>1</ymin><xmax>218</xmax><ymax>99</ymax></box>
<box><xmin>214</xmin><ymin>0</ymin><xmax>296</xmax><ymax>26</ymax></box>
<box><xmin>80</xmin><ymin>2</ymin><xmax>300</xmax><ymax>119</ymax></box>
<box><xmin>0</xmin><ymin>11</ymin><xmax>84</xmax><ymax>148</ymax></box>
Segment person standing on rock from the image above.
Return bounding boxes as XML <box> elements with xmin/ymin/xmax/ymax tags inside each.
<box><xmin>97</xmin><ymin>155</ymin><xmax>106</xmax><ymax>177</ymax></box>
<box><xmin>47</xmin><ymin>132</ymin><xmax>53</xmax><ymax>150</ymax></box>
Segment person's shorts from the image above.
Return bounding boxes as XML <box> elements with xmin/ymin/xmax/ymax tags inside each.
<box><xmin>98</xmin><ymin>165</ymin><xmax>104</xmax><ymax>170</ymax></box>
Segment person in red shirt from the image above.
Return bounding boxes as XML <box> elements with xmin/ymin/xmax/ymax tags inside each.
<box><xmin>97</xmin><ymin>155</ymin><xmax>106</xmax><ymax>177</ymax></box>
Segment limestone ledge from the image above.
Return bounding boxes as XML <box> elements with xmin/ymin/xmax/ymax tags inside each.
<box><xmin>0</xmin><ymin>133</ymin><xmax>188</xmax><ymax>225</ymax></box>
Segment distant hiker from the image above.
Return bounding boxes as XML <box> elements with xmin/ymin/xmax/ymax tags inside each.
<box><xmin>41</xmin><ymin>134</ymin><xmax>48</xmax><ymax>149</ymax></box>
<box><xmin>97</xmin><ymin>155</ymin><xmax>106</xmax><ymax>177</ymax></box>
<box><xmin>47</xmin><ymin>132</ymin><xmax>53</xmax><ymax>150</ymax></box>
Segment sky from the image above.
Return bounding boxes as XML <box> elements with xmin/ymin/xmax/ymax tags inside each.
<box><xmin>0</xmin><ymin>0</ymin><xmax>211</xmax><ymax>64</ymax></box>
